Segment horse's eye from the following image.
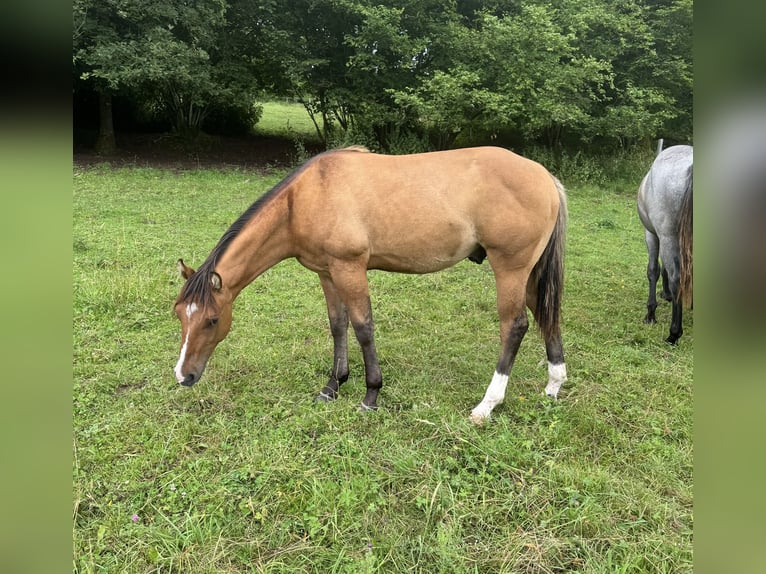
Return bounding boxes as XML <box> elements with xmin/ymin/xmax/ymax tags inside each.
<box><xmin>206</xmin><ymin>317</ymin><xmax>219</xmax><ymax>328</ymax></box>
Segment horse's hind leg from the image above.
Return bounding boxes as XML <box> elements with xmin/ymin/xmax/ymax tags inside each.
<box><xmin>470</xmin><ymin>266</ymin><xmax>529</xmax><ymax>424</ymax></box>
<box><xmin>470</xmin><ymin>311</ymin><xmax>528</xmax><ymax>424</ymax></box>
<box><xmin>315</xmin><ymin>274</ymin><xmax>350</xmax><ymax>402</ymax></box>
<box><xmin>524</xmin><ymin>279</ymin><xmax>567</xmax><ymax>399</ymax></box>
<box><xmin>659</xmin><ymin>242</ymin><xmax>684</xmax><ymax>344</ymax></box>
<box><xmin>644</xmin><ymin>230</ymin><xmax>661</xmax><ymax>324</ymax></box>
<box><xmin>660</xmin><ymin>266</ymin><xmax>672</xmax><ymax>301</ymax></box>
<box><xmin>667</xmin><ymin>297</ymin><xmax>683</xmax><ymax>345</ymax></box>
<box><xmin>543</xmin><ymin>336</ymin><xmax>567</xmax><ymax>398</ymax></box>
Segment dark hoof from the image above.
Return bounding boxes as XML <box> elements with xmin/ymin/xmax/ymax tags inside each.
<box><xmin>358</xmin><ymin>402</ymin><xmax>378</xmax><ymax>412</ymax></box>
<box><xmin>643</xmin><ymin>316</ymin><xmax>656</xmax><ymax>324</ymax></box>
<box><xmin>665</xmin><ymin>335</ymin><xmax>680</xmax><ymax>345</ymax></box>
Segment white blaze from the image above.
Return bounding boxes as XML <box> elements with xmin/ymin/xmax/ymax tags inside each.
<box><xmin>174</xmin><ymin>332</ymin><xmax>189</xmax><ymax>383</ymax></box>
<box><xmin>175</xmin><ymin>303</ymin><xmax>198</xmax><ymax>383</ymax></box>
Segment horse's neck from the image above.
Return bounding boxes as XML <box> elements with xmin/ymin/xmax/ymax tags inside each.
<box><xmin>217</xmin><ymin>193</ymin><xmax>294</xmax><ymax>296</ymax></box>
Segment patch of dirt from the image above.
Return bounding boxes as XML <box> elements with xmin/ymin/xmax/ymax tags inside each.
<box><xmin>73</xmin><ymin>132</ymin><xmax>325</xmax><ymax>172</ymax></box>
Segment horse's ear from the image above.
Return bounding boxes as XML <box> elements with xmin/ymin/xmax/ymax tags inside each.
<box><xmin>177</xmin><ymin>259</ymin><xmax>196</xmax><ymax>279</ymax></box>
<box><xmin>210</xmin><ymin>272</ymin><xmax>222</xmax><ymax>291</ymax></box>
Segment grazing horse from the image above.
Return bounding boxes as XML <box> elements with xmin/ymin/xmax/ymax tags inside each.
<box><xmin>637</xmin><ymin>144</ymin><xmax>693</xmax><ymax>344</ymax></box>
<box><xmin>173</xmin><ymin>146</ymin><xmax>568</xmax><ymax>423</ymax></box>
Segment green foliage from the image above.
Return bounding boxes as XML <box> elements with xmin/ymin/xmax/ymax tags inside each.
<box><xmin>526</xmin><ymin>144</ymin><xmax>657</xmax><ymax>187</ymax></box>
<box><xmin>391</xmin><ymin>67</ymin><xmax>506</xmax><ymax>150</ymax></box>
<box><xmin>73</xmin><ymin>162</ymin><xmax>692</xmax><ymax>573</ymax></box>
<box><xmin>74</xmin><ymin>0</ymin><xmax>260</xmax><ymax>136</ymax></box>
<box><xmin>265</xmin><ymin>0</ymin><xmax>692</xmax><ymax>150</ymax></box>
<box><xmin>73</xmin><ymin>0</ymin><xmax>692</xmax><ymax>149</ymax></box>
<box><xmin>204</xmin><ymin>102</ymin><xmax>264</xmax><ymax>137</ymax></box>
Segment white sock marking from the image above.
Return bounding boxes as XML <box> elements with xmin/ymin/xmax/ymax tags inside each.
<box><xmin>470</xmin><ymin>371</ymin><xmax>508</xmax><ymax>423</ymax></box>
<box><xmin>544</xmin><ymin>362</ymin><xmax>567</xmax><ymax>398</ymax></box>
<box><xmin>174</xmin><ymin>332</ymin><xmax>189</xmax><ymax>383</ymax></box>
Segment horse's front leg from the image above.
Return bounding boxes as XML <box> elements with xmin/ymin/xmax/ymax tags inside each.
<box><xmin>329</xmin><ymin>262</ymin><xmax>382</xmax><ymax>410</ymax></box>
<box><xmin>315</xmin><ymin>274</ymin><xmax>350</xmax><ymax>402</ymax></box>
<box><xmin>350</xmin><ymin>302</ymin><xmax>382</xmax><ymax>410</ymax></box>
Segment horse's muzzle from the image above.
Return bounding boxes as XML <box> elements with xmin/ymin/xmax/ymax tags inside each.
<box><xmin>180</xmin><ymin>373</ymin><xmax>198</xmax><ymax>387</ymax></box>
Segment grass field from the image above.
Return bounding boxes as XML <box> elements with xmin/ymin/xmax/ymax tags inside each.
<box><xmin>254</xmin><ymin>101</ymin><xmax>323</xmax><ymax>143</ymax></box>
<box><xmin>73</xmin><ymin>158</ymin><xmax>692</xmax><ymax>573</ymax></box>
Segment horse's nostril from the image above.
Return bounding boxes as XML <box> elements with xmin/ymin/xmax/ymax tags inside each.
<box><xmin>181</xmin><ymin>373</ymin><xmax>197</xmax><ymax>387</ymax></box>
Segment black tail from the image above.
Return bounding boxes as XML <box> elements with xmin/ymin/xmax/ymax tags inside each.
<box><xmin>531</xmin><ymin>176</ymin><xmax>567</xmax><ymax>341</ymax></box>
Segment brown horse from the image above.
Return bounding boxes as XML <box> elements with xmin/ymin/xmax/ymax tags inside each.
<box><xmin>173</xmin><ymin>146</ymin><xmax>568</xmax><ymax>423</ymax></box>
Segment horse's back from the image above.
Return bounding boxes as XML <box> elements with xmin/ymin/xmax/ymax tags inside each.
<box><xmin>638</xmin><ymin>145</ymin><xmax>693</xmax><ymax>236</ymax></box>
<box><xmin>301</xmin><ymin>145</ymin><xmax>557</xmax><ymax>215</ymax></box>
<box><xmin>290</xmin><ymin>146</ymin><xmax>561</xmax><ymax>273</ymax></box>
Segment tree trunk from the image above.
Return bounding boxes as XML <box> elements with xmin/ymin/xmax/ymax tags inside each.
<box><xmin>95</xmin><ymin>89</ymin><xmax>116</xmax><ymax>155</ymax></box>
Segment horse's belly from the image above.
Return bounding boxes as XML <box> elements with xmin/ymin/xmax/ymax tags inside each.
<box><xmin>367</xmin><ymin>233</ymin><xmax>477</xmax><ymax>274</ymax></box>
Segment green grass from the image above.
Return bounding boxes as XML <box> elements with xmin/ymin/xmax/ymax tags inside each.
<box><xmin>254</xmin><ymin>100</ymin><xmax>323</xmax><ymax>143</ymax></box>
<box><xmin>73</xmin><ymin>163</ymin><xmax>692</xmax><ymax>573</ymax></box>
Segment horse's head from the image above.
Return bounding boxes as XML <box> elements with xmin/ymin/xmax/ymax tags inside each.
<box><xmin>173</xmin><ymin>259</ymin><xmax>233</xmax><ymax>386</ymax></box>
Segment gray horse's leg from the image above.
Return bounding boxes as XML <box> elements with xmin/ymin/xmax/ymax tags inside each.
<box><xmin>644</xmin><ymin>230</ymin><xmax>661</xmax><ymax>324</ymax></box>
<box><xmin>659</xmin><ymin>241</ymin><xmax>683</xmax><ymax>344</ymax></box>
<box><xmin>660</xmin><ymin>266</ymin><xmax>672</xmax><ymax>301</ymax></box>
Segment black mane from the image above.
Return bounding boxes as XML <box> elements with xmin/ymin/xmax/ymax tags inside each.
<box><xmin>178</xmin><ymin>147</ymin><xmax>369</xmax><ymax>307</ymax></box>
<box><xmin>178</xmin><ymin>163</ymin><xmax>308</xmax><ymax>307</ymax></box>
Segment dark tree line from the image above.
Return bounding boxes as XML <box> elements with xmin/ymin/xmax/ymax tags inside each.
<box><xmin>73</xmin><ymin>0</ymin><xmax>692</xmax><ymax>153</ymax></box>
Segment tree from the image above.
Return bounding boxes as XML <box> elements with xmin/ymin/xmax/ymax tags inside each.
<box><xmin>72</xmin><ymin>0</ymin><xmax>693</xmax><ymax>152</ymax></box>
<box><xmin>645</xmin><ymin>0</ymin><xmax>693</xmax><ymax>141</ymax></box>
<box><xmin>388</xmin><ymin>4</ymin><xmax>611</xmax><ymax>148</ymax></box>
<box><xmin>468</xmin><ymin>6</ymin><xmax>611</xmax><ymax>146</ymax></box>
<box><xmin>73</xmin><ymin>0</ymin><xmax>261</xmax><ymax>149</ymax></box>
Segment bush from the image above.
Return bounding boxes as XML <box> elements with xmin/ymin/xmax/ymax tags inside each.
<box><xmin>525</xmin><ymin>145</ymin><xmax>656</xmax><ymax>188</ymax></box>
<box><xmin>203</xmin><ymin>102</ymin><xmax>264</xmax><ymax>136</ymax></box>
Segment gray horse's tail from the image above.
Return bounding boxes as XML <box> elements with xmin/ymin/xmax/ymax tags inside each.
<box><xmin>532</xmin><ymin>176</ymin><xmax>568</xmax><ymax>341</ymax></box>
<box><xmin>678</xmin><ymin>164</ymin><xmax>693</xmax><ymax>307</ymax></box>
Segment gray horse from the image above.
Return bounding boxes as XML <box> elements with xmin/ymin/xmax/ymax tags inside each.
<box><xmin>637</xmin><ymin>145</ymin><xmax>693</xmax><ymax>344</ymax></box>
